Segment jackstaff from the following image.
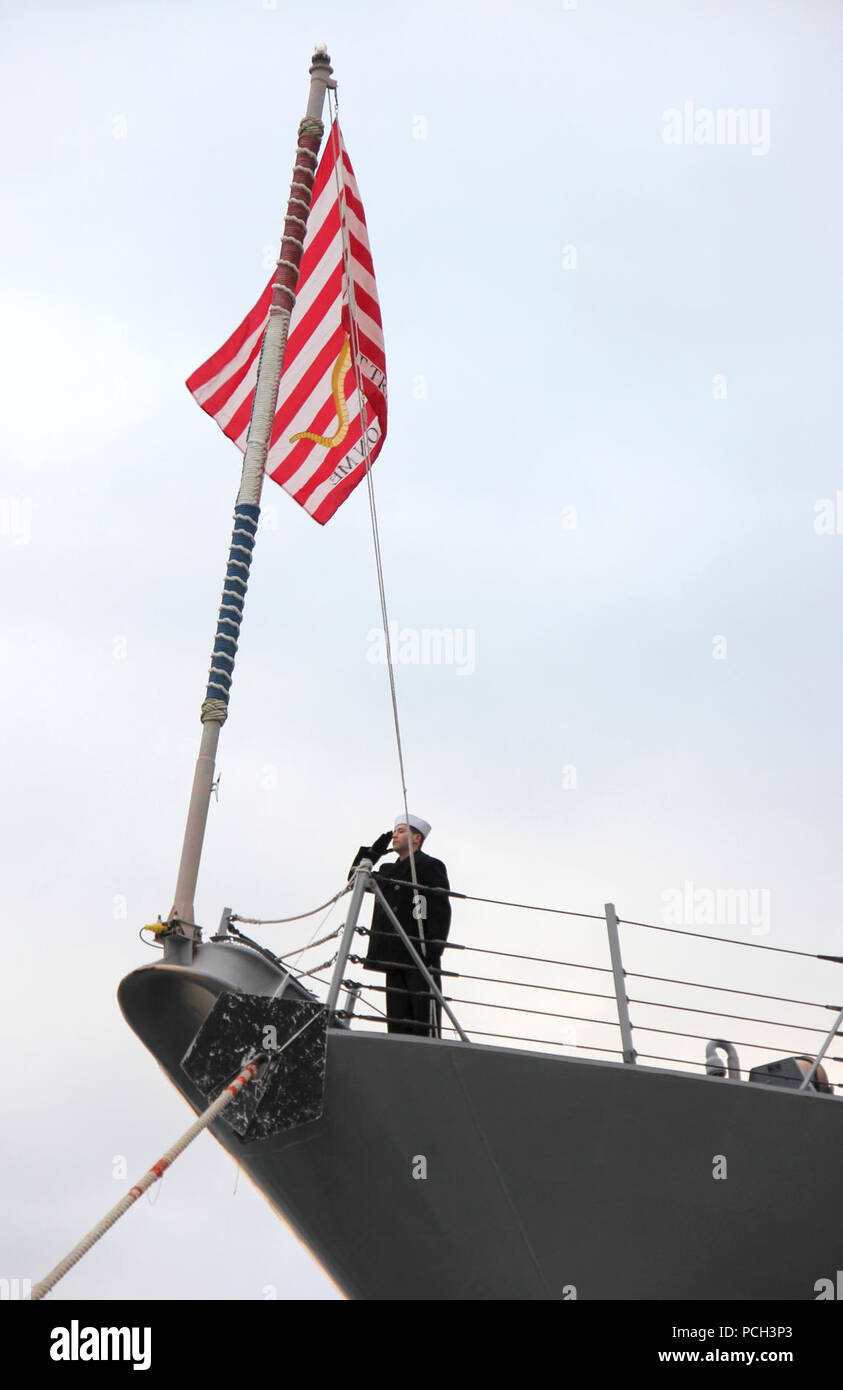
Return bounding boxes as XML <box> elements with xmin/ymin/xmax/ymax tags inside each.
<box><xmin>169</xmin><ymin>47</ymin><xmax>335</xmax><ymax>931</ymax></box>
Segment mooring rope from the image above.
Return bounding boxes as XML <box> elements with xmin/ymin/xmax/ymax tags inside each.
<box><xmin>27</xmin><ymin>1059</ymin><xmax>263</xmax><ymax>1301</ymax></box>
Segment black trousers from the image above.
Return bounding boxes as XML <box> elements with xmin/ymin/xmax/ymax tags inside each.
<box><xmin>384</xmin><ymin>967</ymin><xmax>441</xmax><ymax>1037</ymax></box>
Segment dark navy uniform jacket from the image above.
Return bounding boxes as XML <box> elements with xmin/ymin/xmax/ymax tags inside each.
<box><xmin>363</xmin><ymin>851</ymin><xmax>451</xmax><ymax>972</ymax></box>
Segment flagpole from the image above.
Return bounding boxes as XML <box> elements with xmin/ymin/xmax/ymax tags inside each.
<box><xmin>168</xmin><ymin>45</ymin><xmax>335</xmax><ymax>937</ymax></box>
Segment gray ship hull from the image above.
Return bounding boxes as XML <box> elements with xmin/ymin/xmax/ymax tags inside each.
<box><xmin>119</xmin><ymin>941</ymin><xmax>843</xmax><ymax>1300</ymax></box>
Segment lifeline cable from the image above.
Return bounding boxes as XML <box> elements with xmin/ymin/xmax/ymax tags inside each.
<box><xmin>620</xmin><ymin>916</ymin><xmax>839</xmax><ymax>960</ymax></box>
<box><xmin>371</xmin><ymin>879</ymin><xmax>840</xmax><ymax>963</ymax></box>
<box><xmin>267</xmin><ymin>896</ymin><xmax>347</xmax><ymax>1002</ymax></box>
<box><xmin>231</xmin><ymin>884</ymin><xmax>350</xmax><ymax>926</ymax></box>
<box><xmin>371</xmin><ymin>876</ymin><xmax>606</xmax><ymax>920</ymax></box>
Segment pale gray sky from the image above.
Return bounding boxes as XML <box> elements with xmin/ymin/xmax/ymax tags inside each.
<box><xmin>2</xmin><ymin>0</ymin><xmax>841</xmax><ymax>1300</ymax></box>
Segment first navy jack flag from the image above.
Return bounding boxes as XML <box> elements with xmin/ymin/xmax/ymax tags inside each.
<box><xmin>187</xmin><ymin>121</ymin><xmax>387</xmax><ymax>524</ymax></box>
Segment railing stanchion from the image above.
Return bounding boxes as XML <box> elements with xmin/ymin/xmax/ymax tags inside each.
<box><xmin>798</xmin><ymin>1004</ymin><xmax>843</xmax><ymax>1090</ymax></box>
<box><xmin>341</xmin><ymin>982</ymin><xmax>362</xmax><ymax>1020</ymax></box>
<box><xmin>326</xmin><ymin>862</ymin><xmax>372</xmax><ymax>1018</ymax></box>
<box><xmin>605</xmin><ymin>902</ymin><xmax>637</xmax><ymax>1064</ymax></box>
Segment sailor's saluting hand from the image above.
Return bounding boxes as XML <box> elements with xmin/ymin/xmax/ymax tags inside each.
<box><xmin>348</xmin><ymin>831</ymin><xmax>393</xmax><ymax>878</ymax></box>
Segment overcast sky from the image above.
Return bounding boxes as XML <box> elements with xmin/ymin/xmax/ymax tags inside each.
<box><xmin>2</xmin><ymin>0</ymin><xmax>842</xmax><ymax>1301</ymax></box>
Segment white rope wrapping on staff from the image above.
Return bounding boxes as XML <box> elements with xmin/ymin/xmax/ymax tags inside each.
<box><xmin>201</xmin><ymin>696</ymin><xmax>229</xmax><ymax>725</ymax></box>
<box><xmin>236</xmin><ymin>306</ymin><xmax>290</xmax><ymax>506</ymax></box>
<box><xmin>27</xmin><ymin>1059</ymin><xmax>263</xmax><ymax>1301</ymax></box>
<box><xmin>272</xmin><ymin>284</ymin><xmax>296</xmax><ymax>307</ymax></box>
<box><xmin>235</xmin><ymin>120</ymin><xmax>322</xmax><ymax>509</ymax></box>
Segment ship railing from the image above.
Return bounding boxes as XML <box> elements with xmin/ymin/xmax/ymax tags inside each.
<box><xmin>291</xmin><ymin>867</ymin><xmax>843</xmax><ymax>1094</ymax></box>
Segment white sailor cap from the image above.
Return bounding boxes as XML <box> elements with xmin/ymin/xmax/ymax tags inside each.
<box><xmin>394</xmin><ymin>813</ymin><xmax>431</xmax><ymax>840</ymax></box>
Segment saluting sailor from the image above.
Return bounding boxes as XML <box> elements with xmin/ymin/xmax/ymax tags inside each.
<box><xmin>351</xmin><ymin>815</ymin><xmax>451</xmax><ymax>1037</ymax></box>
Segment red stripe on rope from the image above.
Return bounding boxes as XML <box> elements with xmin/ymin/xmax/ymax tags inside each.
<box><xmin>227</xmin><ymin>1063</ymin><xmax>258</xmax><ymax>1096</ymax></box>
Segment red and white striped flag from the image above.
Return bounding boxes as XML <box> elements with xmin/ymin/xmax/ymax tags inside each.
<box><xmin>187</xmin><ymin>122</ymin><xmax>387</xmax><ymax>525</ymax></box>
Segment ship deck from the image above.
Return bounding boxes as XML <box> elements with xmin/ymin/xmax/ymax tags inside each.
<box><xmin>119</xmin><ymin>939</ymin><xmax>843</xmax><ymax>1299</ymax></box>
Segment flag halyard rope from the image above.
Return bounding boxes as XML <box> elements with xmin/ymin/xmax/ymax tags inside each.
<box><xmin>327</xmin><ymin>92</ymin><xmax>430</xmax><ymax>1021</ymax></box>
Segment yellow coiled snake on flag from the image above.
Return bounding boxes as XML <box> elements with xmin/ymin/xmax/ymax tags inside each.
<box><xmin>289</xmin><ymin>334</ymin><xmax>352</xmax><ymax>448</ymax></box>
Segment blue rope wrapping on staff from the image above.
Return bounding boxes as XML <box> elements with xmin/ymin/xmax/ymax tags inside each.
<box><xmin>205</xmin><ymin>503</ymin><xmax>260</xmax><ymax>706</ymax></box>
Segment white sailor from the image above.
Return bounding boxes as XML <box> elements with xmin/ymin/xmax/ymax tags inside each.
<box><xmin>355</xmin><ymin>815</ymin><xmax>451</xmax><ymax>1037</ymax></box>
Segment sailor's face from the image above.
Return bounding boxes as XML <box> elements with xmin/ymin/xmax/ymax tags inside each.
<box><xmin>393</xmin><ymin>824</ymin><xmax>421</xmax><ymax>855</ymax></box>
